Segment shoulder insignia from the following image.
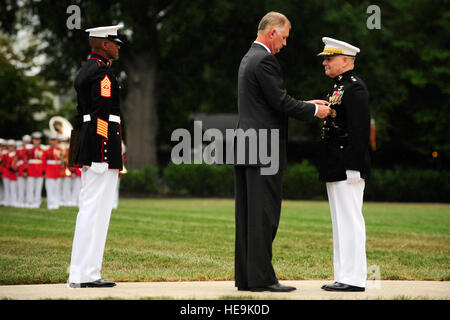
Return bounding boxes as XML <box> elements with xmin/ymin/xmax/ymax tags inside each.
<box><xmin>100</xmin><ymin>75</ymin><xmax>111</xmax><ymax>98</ymax></box>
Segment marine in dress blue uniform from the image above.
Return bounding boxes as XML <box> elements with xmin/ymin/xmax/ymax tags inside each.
<box><xmin>69</xmin><ymin>24</ymin><xmax>124</xmax><ymax>288</ymax></box>
<box><xmin>317</xmin><ymin>37</ymin><xmax>371</xmax><ymax>292</ymax></box>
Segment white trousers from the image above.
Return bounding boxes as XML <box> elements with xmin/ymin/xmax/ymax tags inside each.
<box><xmin>71</xmin><ymin>177</ymin><xmax>82</xmax><ymax>206</ymax></box>
<box><xmin>2</xmin><ymin>178</ymin><xmax>10</xmax><ymax>206</ymax></box>
<box><xmin>112</xmin><ymin>179</ymin><xmax>120</xmax><ymax>209</ymax></box>
<box><xmin>26</xmin><ymin>177</ymin><xmax>43</xmax><ymax>208</ymax></box>
<box><xmin>9</xmin><ymin>180</ymin><xmax>18</xmax><ymax>207</ymax></box>
<box><xmin>69</xmin><ymin>163</ymin><xmax>119</xmax><ymax>283</ymax></box>
<box><xmin>2</xmin><ymin>178</ymin><xmax>18</xmax><ymax>207</ymax></box>
<box><xmin>326</xmin><ymin>179</ymin><xmax>367</xmax><ymax>288</ymax></box>
<box><xmin>0</xmin><ymin>180</ymin><xmax>3</xmax><ymax>205</ymax></box>
<box><xmin>17</xmin><ymin>177</ymin><xmax>26</xmax><ymax>208</ymax></box>
<box><xmin>61</xmin><ymin>177</ymin><xmax>73</xmax><ymax>206</ymax></box>
<box><xmin>45</xmin><ymin>178</ymin><xmax>60</xmax><ymax>210</ymax></box>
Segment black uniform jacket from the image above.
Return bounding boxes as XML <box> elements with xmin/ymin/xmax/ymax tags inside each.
<box><xmin>73</xmin><ymin>52</ymin><xmax>123</xmax><ymax>170</ymax></box>
<box><xmin>318</xmin><ymin>70</ymin><xmax>370</xmax><ymax>182</ymax></box>
<box><xmin>236</xmin><ymin>43</ymin><xmax>316</xmax><ymax>171</ymax></box>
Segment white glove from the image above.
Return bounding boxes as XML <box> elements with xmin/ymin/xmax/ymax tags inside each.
<box><xmin>346</xmin><ymin>170</ymin><xmax>361</xmax><ymax>184</ymax></box>
<box><xmin>90</xmin><ymin>162</ymin><xmax>109</xmax><ymax>174</ymax></box>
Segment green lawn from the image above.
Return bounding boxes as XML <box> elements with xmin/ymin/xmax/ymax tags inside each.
<box><xmin>0</xmin><ymin>198</ymin><xmax>449</xmax><ymax>285</ymax></box>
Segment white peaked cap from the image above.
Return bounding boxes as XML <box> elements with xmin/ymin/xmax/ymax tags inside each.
<box><xmin>22</xmin><ymin>134</ymin><xmax>31</xmax><ymax>142</ymax></box>
<box><xmin>86</xmin><ymin>24</ymin><xmax>124</xmax><ymax>44</ymax></box>
<box><xmin>32</xmin><ymin>131</ymin><xmax>42</xmax><ymax>139</ymax></box>
<box><xmin>318</xmin><ymin>37</ymin><xmax>360</xmax><ymax>57</ymax></box>
<box><xmin>48</xmin><ymin>132</ymin><xmax>59</xmax><ymax>140</ymax></box>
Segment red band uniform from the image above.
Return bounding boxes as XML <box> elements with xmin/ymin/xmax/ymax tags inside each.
<box><xmin>45</xmin><ymin>138</ymin><xmax>62</xmax><ymax>210</ymax></box>
<box><xmin>26</xmin><ymin>132</ymin><xmax>46</xmax><ymax>208</ymax></box>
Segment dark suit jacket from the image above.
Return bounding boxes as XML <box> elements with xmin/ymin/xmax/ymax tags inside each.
<box><xmin>73</xmin><ymin>53</ymin><xmax>123</xmax><ymax>170</ymax></box>
<box><xmin>236</xmin><ymin>43</ymin><xmax>316</xmax><ymax>171</ymax></box>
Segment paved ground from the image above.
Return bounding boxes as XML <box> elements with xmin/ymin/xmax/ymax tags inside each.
<box><xmin>0</xmin><ymin>280</ymin><xmax>449</xmax><ymax>300</ymax></box>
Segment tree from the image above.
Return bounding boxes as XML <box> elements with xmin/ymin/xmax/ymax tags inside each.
<box><xmin>1</xmin><ymin>0</ymin><xmax>448</xmax><ymax>170</ymax></box>
<box><xmin>0</xmin><ymin>0</ymin><xmax>175</xmax><ymax>169</ymax></box>
<box><xmin>1</xmin><ymin>0</ymin><xmax>264</xmax><ymax>169</ymax></box>
<box><xmin>0</xmin><ymin>34</ymin><xmax>53</xmax><ymax>139</ymax></box>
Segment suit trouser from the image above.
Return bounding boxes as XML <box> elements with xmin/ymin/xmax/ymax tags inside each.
<box><xmin>26</xmin><ymin>177</ymin><xmax>43</xmax><ymax>208</ymax></box>
<box><xmin>326</xmin><ymin>179</ymin><xmax>367</xmax><ymax>288</ymax></box>
<box><xmin>69</xmin><ymin>163</ymin><xmax>118</xmax><ymax>283</ymax></box>
<box><xmin>234</xmin><ymin>166</ymin><xmax>283</xmax><ymax>288</ymax></box>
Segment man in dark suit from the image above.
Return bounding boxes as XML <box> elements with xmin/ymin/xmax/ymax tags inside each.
<box><xmin>68</xmin><ymin>24</ymin><xmax>124</xmax><ymax>288</ymax></box>
<box><xmin>317</xmin><ymin>37</ymin><xmax>370</xmax><ymax>292</ymax></box>
<box><xmin>234</xmin><ymin>12</ymin><xmax>331</xmax><ymax>292</ymax></box>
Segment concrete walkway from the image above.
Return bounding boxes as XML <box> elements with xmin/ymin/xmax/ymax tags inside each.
<box><xmin>0</xmin><ymin>280</ymin><xmax>449</xmax><ymax>300</ymax></box>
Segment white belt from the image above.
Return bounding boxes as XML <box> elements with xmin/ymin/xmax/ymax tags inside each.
<box><xmin>46</xmin><ymin>160</ymin><xmax>61</xmax><ymax>165</ymax></box>
<box><xmin>83</xmin><ymin>114</ymin><xmax>120</xmax><ymax>124</ymax></box>
<box><xmin>28</xmin><ymin>159</ymin><xmax>42</xmax><ymax>164</ymax></box>
<box><xmin>17</xmin><ymin>160</ymin><xmax>24</xmax><ymax>166</ymax></box>
<box><xmin>109</xmin><ymin>115</ymin><xmax>120</xmax><ymax>123</ymax></box>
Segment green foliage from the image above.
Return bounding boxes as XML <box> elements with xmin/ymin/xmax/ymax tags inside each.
<box><xmin>0</xmin><ymin>35</ymin><xmax>53</xmax><ymax>138</ymax></box>
<box><xmin>118</xmin><ymin>161</ymin><xmax>450</xmax><ymax>202</ymax></box>
<box><xmin>119</xmin><ymin>164</ymin><xmax>159</xmax><ymax>194</ymax></box>
<box><xmin>282</xmin><ymin>160</ymin><xmax>326</xmax><ymax>200</ymax></box>
<box><xmin>163</xmin><ymin>163</ymin><xmax>234</xmax><ymax>197</ymax></box>
<box><xmin>365</xmin><ymin>167</ymin><xmax>450</xmax><ymax>203</ymax></box>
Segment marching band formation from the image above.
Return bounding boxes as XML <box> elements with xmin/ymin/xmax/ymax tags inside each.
<box><xmin>0</xmin><ymin>132</ymin><xmax>82</xmax><ymax>209</ymax></box>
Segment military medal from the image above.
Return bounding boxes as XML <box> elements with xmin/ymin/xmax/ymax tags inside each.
<box><xmin>330</xmin><ymin>109</ymin><xmax>337</xmax><ymax>118</ymax></box>
<box><xmin>330</xmin><ymin>90</ymin><xmax>344</xmax><ymax>105</ymax></box>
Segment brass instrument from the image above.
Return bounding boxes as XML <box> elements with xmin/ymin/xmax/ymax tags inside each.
<box><xmin>49</xmin><ymin>116</ymin><xmax>73</xmax><ymax>140</ymax></box>
<box><xmin>49</xmin><ymin>116</ymin><xmax>73</xmax><ymax>177</ymax></box>
<box><xmin>120</xmin><ymin>142</ymin><xmax>127</xmax><ymax>174</ymax></box>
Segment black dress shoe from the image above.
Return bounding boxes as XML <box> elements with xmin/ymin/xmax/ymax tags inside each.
<box><xmin>321</xmin><ymin>281</ymin><xmax>338</xmax><ymax>289</ymax></box>
<box><xmin>321</xmin><ymin>282</ymin><xmax>365</xmax><ymax>292</ymax></box>
<box><xmin>69</xmin><ymin>279</ymin><xmax>116</xmax><ymax>288</ymax></box>
<box><xmin>250</xmin><ymin>282</ymin><xmax>296</xmax><ymax>292</ymax></box>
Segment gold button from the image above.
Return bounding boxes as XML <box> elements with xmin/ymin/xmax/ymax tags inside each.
<box><xmin>104</xmin><ymin>142</ymin><xmax>107</xmax><ymax>145</ymax></box>
<box><xmin>117</xmin><ymin>131</ymin><xmax>120</xmax><ymax>135</ymax></box>
<box><xmin>104</xmin><ymin>157</ymin><xmax>108</xmax><ymax>160</ymax></box>
<box><xmin>104</xmin><ymin>149</ymin><xmax>107</xmax><ymax>153</ymax></box>
<box><xmin>340</xmin><ymin>146</ymin><xmax>344</xmax><ymax>149</ymax></box>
